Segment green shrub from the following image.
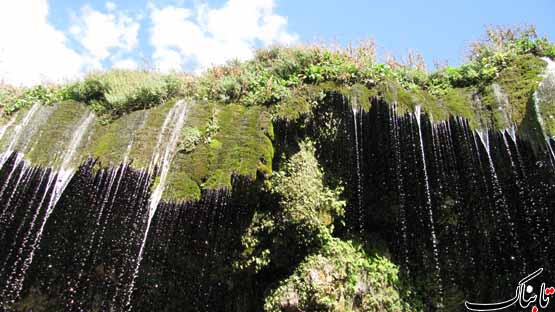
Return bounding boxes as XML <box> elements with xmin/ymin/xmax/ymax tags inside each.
<box><xmin>264</xmin><ymin>238</ymin><xmax>423</xmax><ymax>312</ymax></box>
<box><xmin>0</xmin><ymin>84</ymin><xmax>66</xmax><ymax>115</ymax></box>
<box><xmin>235</xmin><ymin>140</ymin><xmax>345</xmax><ymax>273</ymax></box>
<box><xmin>178</xmin><ymin>127</ymin><xmax>202</xmax><ymax>153</ymax></box>
<box><xmin>270</xmin><ymin>140</ymin><xmax>345</xmax><ymax>227</ymax></box>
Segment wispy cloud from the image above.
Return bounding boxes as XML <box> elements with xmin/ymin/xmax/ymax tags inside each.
<box><xmin>69</xmin><ymin>3</ymin><xmax>141</xmax><ymax>68</ymax></box>
<box><xmin>0</xmin><ymin>0</ymin><xmax>297</xmax><ymax>85</ymax></box>
<box><xmin>0</xmin><ymin>0</ymin><xmax>85</xmax><ymax>85</ymax></box>
<box><xmin>149</xmin><ymin>0</ymin><xmax>298</xmax><ymax>72</ymax></box>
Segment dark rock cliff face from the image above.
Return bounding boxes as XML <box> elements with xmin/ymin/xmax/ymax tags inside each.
<box><xmin>271</xmin><ymin>89</ymin><xmax>555</xmax><ymax>310</ymax></box>
<box><xmin>0</xmin><ymin>153</ymin><xmax>260</xmax><ymax>311</ymax></box>
<box><xmin>316</xmin><ymin>98</ymin><xmax>555</xmax><ymax>309</ymax></box>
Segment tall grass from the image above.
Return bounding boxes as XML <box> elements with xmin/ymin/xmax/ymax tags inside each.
<box><xmin>66</xmin><ymin>70</ymin><xmax>184</xmax><ymax>117</ymax></box>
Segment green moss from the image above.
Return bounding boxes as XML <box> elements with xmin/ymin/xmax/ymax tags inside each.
<box><xmin>124</xmin><ymin>100</ymin><xmax>177</xmax><ymax>168</ymax></box>
<box><xmin>439</xmin><ymin>88</ymin><xmax>478</xmax><ymax>126</ymax></box>
<box><xmin>414</xmin><ymin>88</ymin><xmax>447</xmax><ymax>122</ymax></box>
<box><xmin>491</xmin><ymin>54</ymin><xmax>546</xmax><ymax>128</ymax></box>
<box><xmin>161</xmin><ymin>173</ymin><xmax>201</xmax><ymax>202</ymax></box>
<box><xmin>24</xmin><ymin>101</ymin><xmax>91</xmax><ymax>167</ymax></box>
<box><xmin>209</xmin><ymin>138</ymin><xmax>222</xmax><ymax>150</ymax></box>
<box><xmin>536</xmin><ymin>61</ymin><xmax>555</xmax><ymax>137</ymax></box>
<box><xmin>84</xmin><ymin>108</ymin><xmax>149</xmax><ymax>166</ymax></box>
<box><xmin>65</xmin><ymin>69</ymin><xmax>182</xmax><ymax>118</ymax></box>
<box><xmin>162</xmin><ymin>101</ymin><xmax>274</xmax><ymax>201</ymax></box>
<box><xmin>203</xmin><ymin>168</ymin><xmax>232</xmax><ymax>189</ymax></box>
<box><xmin>0</xmin><ymin>105</ymin><xmax>35</xmax><ymax>150</ymax></box>
<box><xmin>273</xmin><ymin>85</ymin><xmax>321</xmax><ymax>121</ymax></box>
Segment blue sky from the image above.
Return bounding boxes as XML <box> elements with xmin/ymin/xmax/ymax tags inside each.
<box><xmin>280</xmin><ymin>0</ymin><xmax>555</xmax><ymax>65</ymax></box>
<box><xmin>0</xmin><ymin>0</ymin><xmax>554</xmax><ymax>85</ymax></box>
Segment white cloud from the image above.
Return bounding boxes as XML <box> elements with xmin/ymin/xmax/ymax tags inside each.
<box><xmin>0</xmin><ymin>1</ymin><xmax>142</xmax><ymax>86</ymax></box>
<box><xmin>0</xmin><ymin>0</ymin><xmax>86</xmax><ymax>86</ymax></box>
<box><xmin>112</xmin><ymin>58</ymin><xmax>139</xmax><ymax>70</ymax></box>
<box><xmin>105</xmin><ymin>1</ymin><xmax>116</xmax><ymax>11</ymax></box>
<box><xmin>153</xmin><ymin>48</ymin><xmax>183</xmax><ymax>72</ymax></box>
<box><xmin>0</xmin><ymin>0</ymin><xmax>296</xmax><ymax>85</ymax></box>
<box><xmin>70</xmin><ymin>5</ymin><xmax>140</xmax><ymax>64</ymax></box>
<box><xmin>149</xmin><ymin>0</ymin><xmax>298</xmax><ymax>72</ymax></box>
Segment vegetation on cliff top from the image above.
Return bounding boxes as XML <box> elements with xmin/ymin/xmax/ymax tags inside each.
<box><xmin>2</xmin><ymin>25</ymin><xmax>553</xmax><ymax>122</ymax></box>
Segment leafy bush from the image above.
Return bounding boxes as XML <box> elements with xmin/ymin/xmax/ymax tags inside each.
<box><xmin>178</xmin><ymin>127</ymin><xmax>202</xmax><ymax>153</ymax></box>
<box><xmin>428</xmin><ymin>25</ymin><xmax>555</xmax><ymax>95</ymax></box>
<box><xmin>270</xmin><ymin>140</ymin><xmax>345</xmax><ymax>226</ymax></box>
<box><xmin>0</xmin><ymin>84</ymin><xmax>65</xmax><ymax>115</ymax></box>
<box><xmin>192</xmin><ymin>26</ymin><xmax>554</xmax><ymax>106</ymax></box>
<box><xmin>2</xmin><ymin>25</ymin><xmax>553</xmax><ymax>121</ymax></box>
<box><xmin>194</xmin><ymin>42</ymin><xmax>379</xmax><ymax>107</ymax></box>
<box><xmin>235</xmin><ymin>140</ymin><xmax>345</xmax><ymax>273</ymax></box>
<box><xmin>264</xmin><ymin>238</ymin><xmax>423</xmax><ymax>312</ymax></box>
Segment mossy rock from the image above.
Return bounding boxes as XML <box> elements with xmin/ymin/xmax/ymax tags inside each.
<box><xmin>162</xmin><ymin>101</ymin><xmax>274</xmax><ymax>201</ymax></box>
<box><xmin>84</xmin><ymin>108</ymin><xmax>149</xmax><ymax>166</ymax></box>
<box><xmin>478</xmin><ymin>54</ymin><xmax>546</xmax><ymax>133</ymax></box>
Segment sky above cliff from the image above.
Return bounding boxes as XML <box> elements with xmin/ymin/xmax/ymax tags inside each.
<box><xmin>1</xmin><ymin>0</ymin><xmax>554</xmax><ymax>85</ymax></box>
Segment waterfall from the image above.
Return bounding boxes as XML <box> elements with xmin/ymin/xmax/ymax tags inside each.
<box><xmin>0</xmin><ymin>111</ymin><xmax>94</xmax><ymax>305</ymax></box>
<box><xmin>124</xmin><ymin>100</ymin><xmax>189</xmax><ymax>309</ymax></box>
<box><xmin>414</xmin><ymin>105</ymin><xmax>442</xmax><ymax>301</ymax></box>
<box><xmin>49</xmin><ymin>111</ymin><xmax>95</xmax><ymax>212</ymax></box>
<box><xmin>0</xmin><ymin>72</ymin><xmax>553</xmax><ymax>310</ymax></box>
<box><xmin>476</xmin><ymin>129</ymin><xmax>521</xmax><ymax>257</ymax></box>
<box><xmin>506</xmin><ymin>126</ymin><xmax>517</xmax><ymax>144</ymax></box>
<box><xmin>0</xmin><ymin>113</ymin><xmax>18</xmax><ymax>142</ymax></box>
<box><xmin>533</xmin><ymin>57</ymin><xmax>555</xmax><ymax>164</ymax></box>
<box><xmin>492</xmin><ymin>83</ymin><xmax>513</xmax><ymax>128</ymax></box>
<box><xmin>0</xmin><ymin>104</ymin><xmax>41</xmax><ymax>168</ymax></box>
<box><xmin>391</xmin><ymin>102</ymin><xmax>409</xmax><ymax>275</ymax></box>
<box><xmin>476</xmin><ymin>129</ymin><xmax>489</xmax><ymax>152</ymax></box>
<box><xmin>123</xmin><ymin>111</ymin><xmax>150</xmax><ymax>165</ymax></box>
<box><xmin>352</xmin><ymin>105</ymin><xmax>364</xmax><ymax>231</ymax></box>
<box><xmin>65</xmin><ymin>166</ymin><xmax>118</xmax><ymax>310</ymax></box>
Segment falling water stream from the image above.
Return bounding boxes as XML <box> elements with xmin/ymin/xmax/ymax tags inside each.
<box><xmin>414</xmin><ymin>105</ymin><xmax>443</xmax><ymax>301</ymax></box>
<box><xmin>534</xmin><ymin>57</ymin><xmax>555</xmax><ymax>164</ymax></box>
<box><xmin>124</xmin><ymin>100</ymin><xmax>189</xmax><ymax>310</ymax></box>
<box><xmin>390</xmin><ymin>102</ymin><xmax>409</xmax><ymax>275</ymax></box>
<box><xmin>0</xmin><ymin>113</ymin><xmax>18</xmax><ymax>143</ymax></box>
<box><xmin>352</xmin><ymin>106</ymin><xmax>364</xmax><ymax>232</ymax></box>
<box><xmin>0</xmin><ymin>104</ymin><xmax>41</xmax><ymax>168</ymax></box>
<box><xmin>0</xmin><ymin>110</ymin><xmax>95</xmax><ymax>306</ymax></box>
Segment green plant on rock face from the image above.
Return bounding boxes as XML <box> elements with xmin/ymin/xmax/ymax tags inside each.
<box><xmin>427</xmin><ymin>26</ymin><xmax>554</xmax><ymax>97</ymax></box>
<box><xmin>264</xmin><ymin>238</ymin><xmax>423</xmax><ymax>312</ymax></box>
<box><xmin>203</xmin><ymin>107</ymin><xmax>220</xmax><ymax>144</ymax></box>
<box><xmin>235</xmin><ymin>140</ymin><xmax>345</xmax><ymax>273</ymax></box>
<box><xmin>0</xmin><ymin>84</ymin><xmax>68</xmax><ymax>115</ymax></box>
<box><xmin>270</xmin><ymin>140</ymin><xmax>345</xmax><ymax>229</ymax></box>
<box><xmin>178</xmin><ymin>127</ymin><xmax>202</xmax><ymax>153</ymax></box>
